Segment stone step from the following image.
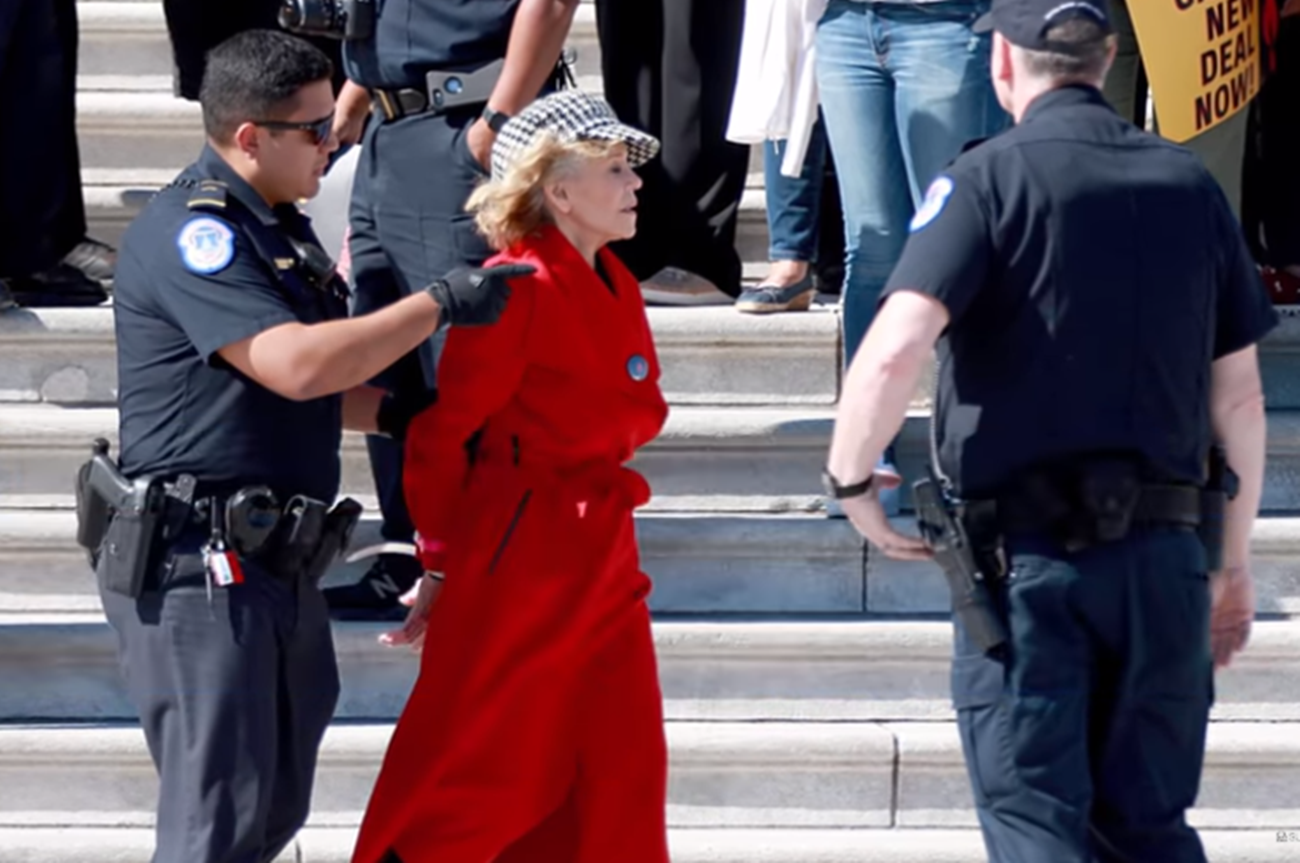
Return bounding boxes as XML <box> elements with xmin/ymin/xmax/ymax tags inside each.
<box><xmin>0</xmin><ymin>721</ymin><xmax>1295</xmax><ymax>831</ymax></box>
<box><xmin>0</xmin><ymin>617</ymin><xmax>1294</xmax><ymax>722</ymax></box>
<box><xmin>81</xmin><ymin>172</ymin><xmax>769</xmax><ymax>265</ymax></box>
<box><xmin>75</xmin><ymin>1</ymin><xmax>602</xmax><ymax>80</ymax></box>
<box><xmin>74</xmin><ymin>73</ymin><xmax>604</xmax><ymax>171</ymax></box>
<box><xmin>0</xmin><ymin>509</ymin><xmax>868</xmax><ymax>615</ymax></box>
<box><xmin>0</xmin><ymin>305</ymin><xmax>840</xmax><ymax>406</ymax></box>
<box><xmin>0</xmin><ymin>403</ymin><xmax>837</xmax><ymax>505</ymax></box>
<box><xmin>4</xmin><ymin>504</ymin><xmax>1300</xmax><ymax>617</ymax></box>
<box><xmin>3</xmin><ymin>827</ymin><xmax>1296</xmax><ymax>863</ymax></box>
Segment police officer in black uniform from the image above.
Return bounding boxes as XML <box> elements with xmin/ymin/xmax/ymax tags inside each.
<box><xmin>90</xmin><ymin>31</ymin><xmax>523</xmax><ymax>862</ymax></box>
<box><xmin>280</xmin><ymin>0</ymin><xmax>581</xmax><ymax>618</ymax></box>
<box><xmin>824</xmin><ymin>1</ymin><xmax>1275</xmax><ymax>859</ymax></box>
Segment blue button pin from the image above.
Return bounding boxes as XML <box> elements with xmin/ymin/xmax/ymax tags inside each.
<box><xmin>627</xmin><ymin>355</ymin><xmax>649</xmax><ymax>382</ymax></box>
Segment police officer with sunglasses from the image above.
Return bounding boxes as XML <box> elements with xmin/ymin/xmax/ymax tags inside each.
<box><xmin>98</xmin><ymin>31</ymin><xmax>525</xmax><ymax>863</ymax></box>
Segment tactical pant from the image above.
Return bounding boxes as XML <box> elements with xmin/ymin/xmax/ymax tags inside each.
<box><xmin>954</xmin><ymin>528</ymin><xmax>1213</xmax><ymax>863</ymax></box>
<box><xmin>0</xmin><ymin>0</ymin><xmax>85</xmax><ymax>278</ymax></box>
<box><xmin>348</xmin><ymin>105</ymin><xmax>492</xmax><ymax>544</ymax></box>
<box><xmin>100</xmin><ymin>528</ymin><xmax>340</xmax><ymax>863</ymax></box>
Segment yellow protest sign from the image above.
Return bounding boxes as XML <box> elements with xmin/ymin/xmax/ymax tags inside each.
<box><xmin>1127</xmin><ymin>0</ymin><xmax>1262</xmax><ymax>142</ymax></box>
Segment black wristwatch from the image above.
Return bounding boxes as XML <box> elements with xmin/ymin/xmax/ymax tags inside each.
<box><xmin>482</xmin><ymin>105</ymin><xmax>511</xmax><ymax>134</ymax></box>
<box><xmin>822</xmin><ymin>467</ymin><xmax>874</xmax><ymax>500</ymax></box>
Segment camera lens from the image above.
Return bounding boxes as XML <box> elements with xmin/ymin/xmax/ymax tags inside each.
<box><xmin>278</xmin><ymin>0</ymin><xmax>306</xmax><ymax>29</ymax></box>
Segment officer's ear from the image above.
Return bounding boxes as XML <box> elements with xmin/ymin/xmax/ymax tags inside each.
<box><xmin>231</xmin><ymin>122</ymin><xmax>264</xmax><ymax>160</ymax></box>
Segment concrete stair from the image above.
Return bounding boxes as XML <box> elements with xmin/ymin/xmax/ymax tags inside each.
<box><xmin>1</xmin><ymin>721</ymin><xmax>1296</xmax><ymax>829</ymax></box>
<box><xmin>0</xmin><ymin>1</ymin><xmax>1292</xmax><ymax>858</ymax></box>
<box><xmin>1</xmin><ymin>618</ymin><xmax>1297</xmax><ymax>722</ymax></box>
<box><xmin>5</xmin><ymin>828</ymin><xmax>1300</xmax><ymax>863</ymax></box>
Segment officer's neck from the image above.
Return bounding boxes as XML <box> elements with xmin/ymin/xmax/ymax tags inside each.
<box><xmin>210</xmin><ymin>143</ymin><xmax>295</xmax><ymax>209</ymax></box>
<box><xmin>1011</xmin><ymin>78</ymin><xmax>1103</xmax><ymax>122</ymax></box>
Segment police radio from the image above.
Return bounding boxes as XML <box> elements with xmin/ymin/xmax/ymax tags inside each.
<box><xmin>278</xmin><ymin>0</ymin><xmax>374</xmax><ymax>40</ymax></box>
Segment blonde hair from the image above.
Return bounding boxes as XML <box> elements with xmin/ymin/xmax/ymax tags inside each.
<box><xmin>467</xmin><ymin>133</ymin><xmax>626</xmax><ymax>250</ymax></box>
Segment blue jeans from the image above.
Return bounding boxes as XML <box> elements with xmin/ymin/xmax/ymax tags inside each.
<box><xmin>764</xmin><ymin>116</ymin><xmax>829</xmax><ymax>263</ymax></box>
<box><xmin>816</xmin><ymin>0</ymin><xmax>1007</xmax><ymax>365</ymax></box>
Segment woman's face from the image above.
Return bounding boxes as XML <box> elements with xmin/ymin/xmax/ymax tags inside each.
<box><xmin>546</xmin><ymin>145</ymin><xmax>643</xmax><ymax>250</ymax></box>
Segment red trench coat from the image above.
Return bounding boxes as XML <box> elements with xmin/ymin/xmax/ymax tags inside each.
<box><xmin>351</xmin><ymin>225</ymin><xmax>671</xmax><ymax>863</ymax></box>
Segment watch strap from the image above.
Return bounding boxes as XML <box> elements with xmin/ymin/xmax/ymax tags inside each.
<box><xmin>822</xmin><ymin>468</ymin><xmax>875</xmax><ymax>500</ymax></box>
<box><xmin>482</xmin><ymin>106</ymin><xmax>511</xmax><ymax>134</ymax></box>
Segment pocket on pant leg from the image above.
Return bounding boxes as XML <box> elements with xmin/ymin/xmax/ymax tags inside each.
<box><xmin>952</xmin><ymin>653</ymin><xmax>1019</xmax><ymax>805</ymax></box>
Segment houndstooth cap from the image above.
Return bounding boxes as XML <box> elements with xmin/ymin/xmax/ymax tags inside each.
<box><xmin>490</xmin><ymin>90</ymin><xmax>661</xmax><ymax>181</ymax></box>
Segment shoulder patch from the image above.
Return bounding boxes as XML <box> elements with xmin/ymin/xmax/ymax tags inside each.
<box><xmin>176</xmin><ymin>217</ymin><xmax>235</xmax><ymax>275</ymax></box>
<box><xmin>909</xmin><ymin>175</ymin><xmax>956</xmax><ymax>233</ymax></box>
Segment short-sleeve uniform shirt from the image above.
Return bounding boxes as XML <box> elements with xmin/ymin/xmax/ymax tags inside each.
<box><xmin>112</xmin><ymin>146</ymin><xmax>347</xmax><ymax>502</ymax></box>
<box><xmin>881</xmin><ymin>85</ymin><xmax>1278</xmax><ymax>497</ymax></box>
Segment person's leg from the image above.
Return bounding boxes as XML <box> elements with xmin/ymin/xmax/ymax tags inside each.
<box><xmin>595</xmin><ymin>0</ymin><xmax>670</xmax><ymax>284</ymax></box>
<box><xmin>816</xmin><ymin>0</ymin><xmax>913</xmax><ymax>366</ymax></box>
<box><xmin>1087</xmin><ymin>531</ymin><xmax>1212</xmax><ymax>863</ymax></box>
<box><xmin>1101</xmin><ymin>0</ymin><xmax>1147</xmax><ymax>126</ymax></box>
<box><xmin>667</xmin><ymin>0</ymin><xmax>748</xmax><ymax>297</ymax></box>
<box><xmin>262</xmin><ymin>579</ymin><xmax>341</xmax><ymax>857</ymax></box>
<box><xmin>0</xmin><ymin>0</ymin><xmax>107</xmax><ymax>304</ymax></box>
<box><xmin>887</xmin><ymin>1</ymin><xmax>1007</xmax><ymax>210</ymax></box>
<box><xmin>100</xmin><ymin>551</ymin><xmax>295</xmax><ymax>863</ymax></box>
<box><xmin>952</xmin><ymin>540</ymin><xmax>1097</xmax><ymax>863</ymax></box>
<box><xmin>324</xmin><ymin>120</ymin><xmax>424</xmax><ymax>619</ymax></box>
<box><xmin>1259</xmin><ymin>15</ymin><xmax>1300</xmax><ymax>269</ymax></box>
<box><xmin>735</xmin><ymin>119</ymin><xmax>828</xmax><ymax>314</ymax></box>
<box><xmin>162</xmin><ymin>0</ymin><xmax>275</xmax><ymax>100</ymax></box>
<box><xmin>1183</xmin><ymin>109</ymin><xmax>1250</xmax><ymax>217</ymax></box>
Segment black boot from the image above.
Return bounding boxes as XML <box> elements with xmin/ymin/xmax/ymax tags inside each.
<box><xmin>8</xmin><ymin>262</ymin><xmax>108</xmax><ymax>307</ymax></box>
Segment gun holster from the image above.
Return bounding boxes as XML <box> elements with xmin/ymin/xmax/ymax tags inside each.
<box><xmin>1198</xmin><ymin>445</ymin><xmax>1238</xmax><ymax>572</ymax></box>
<box><xmin>914</xmin><ymin>476</ymin><xmax>1009</xmax><ymax>657</ymax></box>
<box><xmin>74</xmin><ymin>440</ymin><xmax>173</xmax><ymax>598</ymax></box>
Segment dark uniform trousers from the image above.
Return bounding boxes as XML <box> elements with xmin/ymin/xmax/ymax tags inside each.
<box><xmin>955</xmin><ymin>527</ymin><xmax>1214</xmax><ymax>863</ymax></box>
<box><xmin>348</xmin><ymin>105</ymin><xmax>493</xmax><ymax>543</ymax></box>
<box><xmin>100</xmin><ymin>528</ymin><xmax>340</xmax><ymax>863</ymax></box>
<box><xmin>593</xmin><ymin>0</ymin><xmax>750</xmax><ymax>296</ymax></box>
<box><xmin>161</xmin><ymin>0</ymin><xmax>346</xmax><ymax>100</ymax></box>
<box><xmin>0</xmin><ymin>0</ymin><xmax>87</xmax><ymax>278</ymax></box>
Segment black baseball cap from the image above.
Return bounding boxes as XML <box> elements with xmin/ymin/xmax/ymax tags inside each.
<box><xmin>974</xmin><ymin>0</ymin><xmax>1112</xmax><ymax>50</ymax></box>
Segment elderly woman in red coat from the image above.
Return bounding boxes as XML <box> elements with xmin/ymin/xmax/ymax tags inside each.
<box><xmin>350</xmin><ymin>91</ymin><xmax>671</xmax><ymax>863</ymax></box>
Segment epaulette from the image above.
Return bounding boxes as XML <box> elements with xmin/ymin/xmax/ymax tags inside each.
<box><xmin>960</xmin><ymin>136</ymin><xmax>991</xmax><ymax>155</ymax></box>
<box><xmin>186</xmin><ymin>180</ymin><xmax>229</xmax><ymax>212</ymax></box>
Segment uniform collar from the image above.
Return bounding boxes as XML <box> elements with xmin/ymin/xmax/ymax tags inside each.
<box><xmin>1020</xmin><ymin>84</ymin><xmax>1113</xmax><ymax>124</ymax></box>
<box><xmin>196</xmin><ymin>144</ymin><xmax>281</xmax><ymax>227</ymax></box>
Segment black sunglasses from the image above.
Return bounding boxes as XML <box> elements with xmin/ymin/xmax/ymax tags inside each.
<box><xmin>252</xmin><ymin>112</ymin><xmax>335</xmax><ymax>145</ymax></box>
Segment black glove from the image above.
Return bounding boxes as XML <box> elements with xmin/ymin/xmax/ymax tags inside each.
<box><xmin>376</xmin><ymin>389</ymin><xmax>439</xmax><ymax>441</ymax></box>
<box><xmin>424</xmin><ymin>264</ymin><xmax>535</xmax><ymax>327</ymax></box>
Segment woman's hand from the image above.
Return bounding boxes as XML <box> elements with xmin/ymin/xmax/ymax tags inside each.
<box><xmin>379</xmin><ymin>573</ymin><xmax>444</xmax><ymax>653</ymax></box>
